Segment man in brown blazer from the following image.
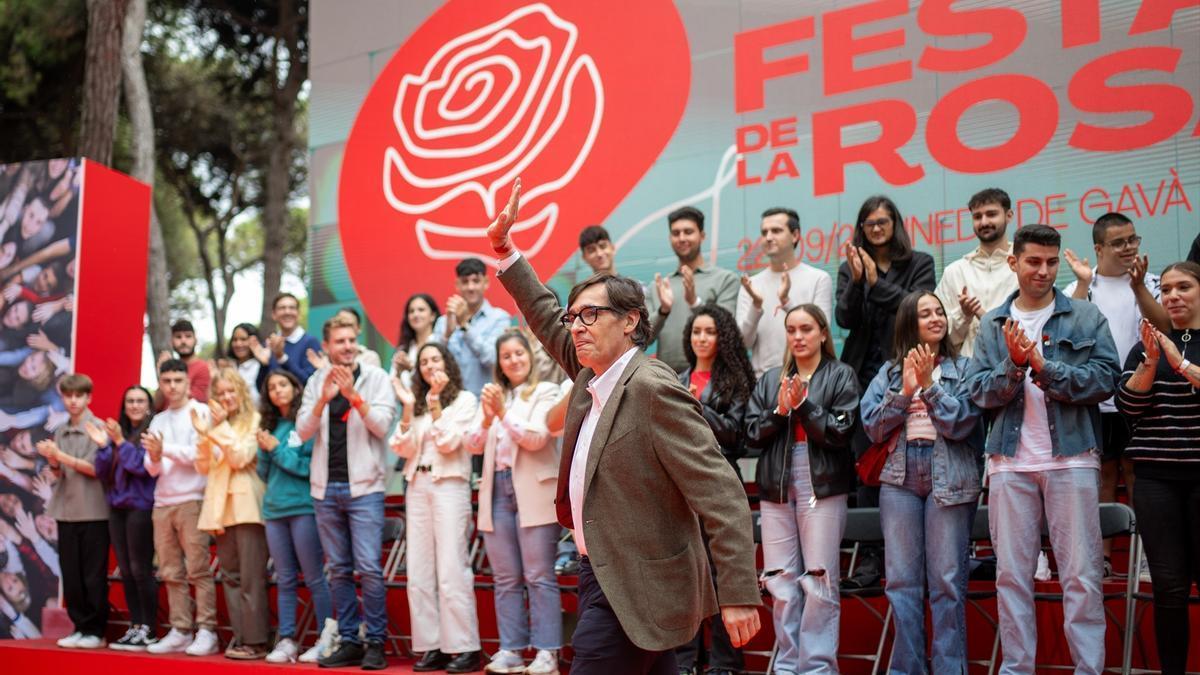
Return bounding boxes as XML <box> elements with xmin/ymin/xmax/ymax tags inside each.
<box><xmin>486</xmin><ymin>179</ymin><xmax>761</xmax><ymax>673</ymax></box>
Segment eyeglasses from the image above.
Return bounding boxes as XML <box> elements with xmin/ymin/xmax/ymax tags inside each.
<box><xmin>863</xmin><ymin>218</ymin><xmax>892</xmax><ymax>230</ymax></box>
<box><xmin>560</xmin><ymin>305</ymin><xmax>616</xmax><ymax>328</ymax></box>
<box><xmin>1105</xmin><ymin>235</ymin><xmax>1142</xmax><ymax>250</ymax></box>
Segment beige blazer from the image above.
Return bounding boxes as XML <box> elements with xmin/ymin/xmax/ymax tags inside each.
<box><xmin>465</xmin><ymin>381</ymin><xmax>560</xmax><ymax>531</ymax></box>
<box><xmin>498</xmin><ymin>255</ymin><xmax>761</xmax><ymax>652</ymax></box>
<box><xmin>390</xmin><ymin>390</ymin><xmax>478</xmax><ymax>482</ymax></box>
<box><xmin>196</xmin><ymin>413</ymin><xmax>265</xmax><ymax>534</ymax></box>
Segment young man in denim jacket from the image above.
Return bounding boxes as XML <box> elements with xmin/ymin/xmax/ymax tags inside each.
<box><xmin>965</xmin><ymin>224</ymin><xmax>1121</xmax><ymax>675</ymax></box>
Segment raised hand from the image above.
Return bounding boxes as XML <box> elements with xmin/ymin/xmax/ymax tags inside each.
<box><xmin>654</xmin><ymin>273</ymin><xmax>674</xmax><ymax>314</ymax></box>
<box><xmin>13</xmin><ymin>508</ymin><xmax>38</xmax><ymax>544</ymax></box>
<box><xmin>82</xmin><ymin>421</ymin><xmax>109</xmax><ymax>448</ymax></box>
<box><xmin>1129</xmin><ymin>254</ymin><xmax>1149</xmax><ymax>288</ymax></box>
<box><xmin>842</xmin><ymin>242</ymin><xmax>863</xmax><ymax>282</ymax></box>
<box><xmin>858</xmin><ymin>247</ymin><xmax>878</xmax><ymax>286</ymax></box>
<box><xmin>486</xmin><ymin>177</ymin><xmax>522</xmax><ymax>256</ymax></box>
<box><xmin>3</xmin><ymin>284</ymin><xmax>22</xmax><ymax>302</ymax></box>
<box><xmin>681</xmin><ymin>265</ymin><xmax>698</xmax><ymax>307</ymax></box>
<box><xmin>1064</xmin><ymin>249</ymin><xmax>1093</xmax><ymax>286</ymax></box>
<box><xmin>248</xmin><ymin>335</ymin><xmax>271</xmax><ymax>364</ymax></box>
<box><xmin>32</xmin><ymin>300</ymin><xmax>64</xmax><ymax>324</ymax></box>
<box><xmin>30</xmin><ymin>473</ymin><xmax>52</xmax><ymax>503</ymax></box>
<box><xmin>428</xmin><ymin>370</ymin><xmax>450</xmax><ymax>396</ymax></box>
<box><xmin>256</xmin><ymin>428</ymin><xmax>279</xmax><ymax>452</ymax></box>
<box><xmin>913</xmin><ymin>343</ymin><xmax>937</xmax><ymax>390</ymax></box>
<box><xmin>1004</xmin><ymin>318</ymin><xmax>1030</xmax><ymax>367</ymax></box>
<box><xmin>740</xmin><ymin>275</ymin><xmax>763</xmax><ymax>310</ymax></box>
<box><xmin>958</xmin><ymin>286</ymin><xmax>983</xmax><ymax>319</ymax></box>
<box><xmin>306</xmin><ymin>348</ymin><xmax>329</xmax><ymax>371</ymax></box>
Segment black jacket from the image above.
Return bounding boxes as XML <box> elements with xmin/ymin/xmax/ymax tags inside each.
<box><xmin>836</xmin><ymin>251</ymin><xmax>936</xmax><ymax>391</ymax></box>
<box><xmin>744</xmin><ymin>358</ymin><xmax>860</xmax><ymax>503</ymax></box>
<box><xmin>678</xmin><ymin>368</ymin><xmax>747</xmax><ymax>475</ymax></box>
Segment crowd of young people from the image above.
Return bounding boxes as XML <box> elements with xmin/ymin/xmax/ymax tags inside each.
<box><xmin>15</xmin><ymin>187</ymin><xmax>1200</xmax><ymax>675</ymax></box>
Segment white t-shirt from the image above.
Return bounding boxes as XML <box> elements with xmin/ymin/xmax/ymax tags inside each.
<box><xmin>989</xmin><ymin>301</ymin><xmax>1099</xmax><ymax>475</ymax></box>
<box><xmin>1064</xmin><ymin>269</ymin><xmax>1160</xmax><ymax>412</ymax></box>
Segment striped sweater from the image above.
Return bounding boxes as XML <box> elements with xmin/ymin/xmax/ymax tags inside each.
<box><xmin>1116</xmin><ymin>328</ymin><xmax>1200</xmax><ymax>464</ymax></box>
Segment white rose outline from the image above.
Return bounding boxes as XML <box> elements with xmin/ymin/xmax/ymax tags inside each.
<box><xmin>382</xmin><ymin>3</ymin><xmax>605</xmax><ymax>262</ymax></box>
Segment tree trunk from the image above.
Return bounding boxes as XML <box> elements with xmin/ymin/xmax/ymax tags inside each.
<box><xmin>121</xmin><ymin>0</ymin><xmax>171</xmax><ymax>357</ymax></box>
<box><xmin>79</xmin><ymin>0</ymin><xmax>128</xmax><ymax>165</ymax></box>
<box><xmin>259</xmin><ymin>0</ymin><xmax>306</xmax><ymax>334</ymax></box>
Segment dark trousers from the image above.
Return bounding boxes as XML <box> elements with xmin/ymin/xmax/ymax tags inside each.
<box><xmin>109</xmin><ymin>508</ymin><xmax>157</xmax><ymax>627</ymax></box>
<box><xmin>215</xmin><ymin>523</ymin><xmax>271</xmax><ymax>646</ymax></box>
<box><xmin>1132</xmin><ymin>473</ymin><xmax>1200</xmax><ymax>675</ymax></box>
<box><xmin>571</xmin><ymin>557</ymin><xmax>676</xmax><ymax>675</ymax></box>
<box><xmin>58</xmin><ymin>520</ymin><xmax>110</xmax><ymax>637</ymax></box>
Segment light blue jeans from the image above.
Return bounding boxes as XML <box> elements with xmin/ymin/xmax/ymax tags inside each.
<box><xmin>989</xmin><ymin>468</ymin><xmax>1104</xmax><ymax>675</ymax></box>
<box><xmin>482</xmin><ymin>469</ymin><xmax>562</xmax><ymax>651</ymax></box>
<box><xmin>265</xmin><ymin>514</ymin><xmax>332</xmax><ymax>640</ymax></box>
<box><xmin>313</xmin><ymin>483</ymin><xmax>387</xmax><ymax>644</ymax></box>
<box><xmin>880</xmin><ymin>439</ymin><xmax>971</xmax><ymax>675</ymax></box>
<box><xmin>759</xmin><ymin>443</ymin><xmax>847</xmax><ymax>674</ymax></box>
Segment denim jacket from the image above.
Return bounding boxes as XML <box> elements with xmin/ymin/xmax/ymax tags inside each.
<box><xmin>964</xmin><ymin>289</ymin><xmax>1120</xmax><ymax>458</ymax></box>
<box><xmin>861</xmin><ymin>356</ymin><xmax>983</xmax><ymax>506</ymax></box>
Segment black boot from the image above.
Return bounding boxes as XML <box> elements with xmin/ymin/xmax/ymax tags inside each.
<box><xmin>413</xmin><ymin>648</ymin><xmax>453</xmax><ymax>671</ymax></box>
<box><xmin>319</xmin><ymin>641</ymin><xmax>365</xmax><ymax>668</ymax></box>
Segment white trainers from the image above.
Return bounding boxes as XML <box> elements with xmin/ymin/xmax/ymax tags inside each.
<box><xmin>1034</xmin><ymin>551</ymin><xmax>1052</xmax><ymax>581</ymax></box>
<box><xmin>185</xmin><ymin>627</ymin><xmax>220</xmax><ymax>656</ymax></box>
<box><xmin>266</xmin><ymin>637</ymin><xmax>298</xmax><ymax>664</ymax></box>
<box><xmin>75</xmin><ymin>634</ymin><xmax>106</xmax><ymax>649</ymax></box>
<box><xmin>1138</xmin><ymin>556</ymin><xmax>1152</xmax><ymax>583</ymax></box>
<box><xmin>299</xmin><ymin>618</ymin><xmax>340</xmax><ymax>663</ymax></box>
<box><xmin>56</xmin><ymin>632</ymin><xmax>83</xmax><ymax>649</ymax></box>
<box><xmin>484</xmin><ymin>649</ymin><xmax>527</xmax><ymax>673</ymax></box>
<box><xmin>147</xmin><ymin>628</ymin><xmax>192</xmax><ymax>654</ymax></box>
<box><xmin>526</xmin><ymin>649</ymin><xmax>560</xmax><ymax>675</ymax></box>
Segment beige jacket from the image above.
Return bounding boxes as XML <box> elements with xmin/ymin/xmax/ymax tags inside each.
<box><xmin>196</xmin><ymin>413</ymin><xmax>265</xmax><ymax>534</ymax></box>
<box><xmin>465</xmin><ymin>381</ymin><xmax>560</xmax><ymax>531</ymax></box>
<box><xmin>390</xmin><ymin>390</ymin><xmax>478</xmax><ymax>482</ymax></box>
<box><xmin>934</xmin><ymin>242</ymin><xmax>1017</xmax><ymax>357</ymax></box>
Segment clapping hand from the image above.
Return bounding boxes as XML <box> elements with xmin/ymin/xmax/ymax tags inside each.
<box><xmin>330</xmin><ymin>365</ymin><xmax>357</xmax><ymax>399</ymax></box>
<box><xmin>206</xmin><ymin>398</ymin><xmax>227</xmax><ymax>427</ymax></box>
<box><xmin>958</xmin><ymin>286</ymin><xmax>983</xmax><ymax>319</ymax></box>
<box><xmin>391</xmin><ymin>376</ymin><xmax>416</xmax><ymax>408</ymax></box>
<box><xmin>858</xmin><ymin>247</ymin><xmax>878</xmax><ymax>286</ymax></box>
<box><xmin>191</xmin><ymin>407</ymin><xmax>212</xmax><ymax>436</ymax></box>
<box><xmin>306</xmin><ymin>348</ymin><xmax>329</xmax><ymax>371</ymax></box>
<box><xmin>778</xmin><ymin>264</ymin><xmax>792</xmax><ymax>311</ymax></box>
<box><xmin>104</xmin><ymin>418</ymin><xmax>124</xmax><ymax>446</ymax></box>
<box><xmin>248</xmin><ymin>335</ymin><xmax>271</xmax><ymax>364</ymax></box>
<box><xmin>681</xmin><ymin>266</ymin><xmax>697</xmax><ymax>307</ymax></box>
<box><xmin>654</xmin><ymin>273</ymin><xmax>674</xmax><ymax>314</ymax></box>
<box><xmin>1003</xmin><ymin>318</ymin><xmax>1032</xmax><ymax>367</ymax></box>
<box><xmin>911</xmin><ymin>343</ymin><xmax>937</xmax><ymax>390</ymax></box>
<box><xmin>1129</xmin><ymin>254</ymin><xmax>1150</xmax><ymax>288</ymax></box>
<box><xmin>142</xmin><ymin>431</ymin><xmax>164</xmax><ymax>463</ymax></box>
<box><xmin>392</xmin><ymin>349</ymin><xmax>413</xmax><ymax>374</ymax></box>
<box><xmin>486</xmin><ymin>177</ymin><xmax>521</xmax><ymax>257</ymax></box>
<box><xmin>842</xmin><ymin>243</ymin><xmax>863</xmax><ymax>282</ymax></box>
<box><xmin>256</xmin><ymin>428</ymin><xmax>278</xmax><ymax>452</ymax></box>
<box><xmin>740</xmin><ymin>275</ymin><xmax>763</xmax><ymax>310</ymax></box>
<box><xmin>82</xmin><ymin>421</ymin><xmax>109</xmax><ymax>448</ymax></box>
<box><xmin>267</xmin><ymin>333</ymin><xmax>286</xmax><ymax>359</ymax></box>
<box><xmin>428</xmin><ymin>370</ymin><xmax>450</xmax><ymax>397</ymax></box>
<box><xmin>35</xmin><ymin>439</ymin><xmax>59</xmax><ymax>461</ymax></box>
<box><xmin>1064</xmin><ymin>249</ymin><xmax>1093</xmax><ymax>286</ymax></box>
<box><xmin>481</xmin><ymin>383</ymin><xmax>506</xmax><ymax>421</ymax></box>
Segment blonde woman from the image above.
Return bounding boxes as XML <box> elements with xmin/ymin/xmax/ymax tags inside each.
<box><xmin>191</xmin><ymin>367</ymin><xmax>268</xmax><ymax>660</ymax></box>
<box><xmin>390</xmin><ymin>343</ymin><xmax>482</xmax><ymax>672</ymax></box>
<box><xmin>465</xmin><ymin>331</ymin><xmax>562</xmax><ymax>674</ymax></box>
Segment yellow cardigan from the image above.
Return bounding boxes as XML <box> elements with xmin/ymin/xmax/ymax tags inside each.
<box><xmin>196</xmin><ymin>412</ymin><xmax>265</xmax><ymax>534</ymax></box>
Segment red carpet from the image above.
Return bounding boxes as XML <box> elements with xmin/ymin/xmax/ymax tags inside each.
<box><xmin>0</xmin><ymin>638</ymin><xmax>428</xmax><ymax>674</ymax></box>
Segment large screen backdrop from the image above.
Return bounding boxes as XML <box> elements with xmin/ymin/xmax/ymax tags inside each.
<box><xmin>311</xmin><ymin>0</ymin><xmax>1199</xmax><ymax>356</ymax></box>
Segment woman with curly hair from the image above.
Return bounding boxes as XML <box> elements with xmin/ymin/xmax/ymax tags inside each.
<box><xmin>389</xmin><ymin>342</ymin><xmax>482</xmax><ymax>671</ymax></box>
<box><xmin>675</xmin><ymin>303</ymin><xmax>756</xmax><ymax>673</ymax></box>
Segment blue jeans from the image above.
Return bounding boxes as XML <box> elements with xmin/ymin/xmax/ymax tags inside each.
<box><xmin>989</xmin><ymin>468</ymin><xmax>1104</xmax><ymax>675</ymax></box>
<box><xmin>759</xmin><ymin>443</ymin><xmax>847</xmax><ymax>675</ymax></box>
<box><xmin>265</xmin><ymin>514</ymin><xmax>333</xmax><ymax>639</ymax></box>
<box><xmin>314</xmin><ymin>483</ymin><xmax>387</xmax><ymax>644</ymax></box>
<box><xmin>482</xmin><ymin>469</ymin><xmax>562</xmax><ymax>651</ymax></box>
<box><xmin>880</xmin><ymin>439</ymin><xmax>971</xmax><ymax>675</ymax></box>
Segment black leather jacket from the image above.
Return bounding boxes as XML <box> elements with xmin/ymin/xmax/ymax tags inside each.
<box><xmin>744</xmin><ymin>358</ymin><xmax>860</xmax><ymax>503</ymax></box>
<box><xmin>678</xmin><ymin>368</ymin><xmax>747</xmax><ymax>475</ymax></box>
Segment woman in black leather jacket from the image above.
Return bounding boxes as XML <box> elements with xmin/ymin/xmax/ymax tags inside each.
<box><xmin>674</xmin><ymin>303</ymin><xmax>755</xmax><ymax>673</ymax></box>
<box><xmin>744</xmin><ymin>304</ymin><xmax>859</xmax><ymax>674</ymax></box>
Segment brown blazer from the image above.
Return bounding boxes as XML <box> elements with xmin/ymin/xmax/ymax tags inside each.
<box><xmin>498</xmin><ymin>255</ymin><xmax>760</xmax><ymax>651</ymax></box>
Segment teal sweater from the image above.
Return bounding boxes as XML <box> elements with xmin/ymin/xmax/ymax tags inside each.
<box><xmin>256</xmin><ymin>420</ymin><xmax>316</xmax><ymax>520</ymax></box>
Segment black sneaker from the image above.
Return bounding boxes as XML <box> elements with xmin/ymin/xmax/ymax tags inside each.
<box><xmin>319</xmin><ymin>641</ymin><xmax>365</xmax><ymax>668</ymax></box>
<box><xmin>361</xmin><ymin>642</ymin><xmax>386</xmax><ymax>671</ymax></box>
<box><xmin>109</xmin><ymin>626</ymin><xmax>140</xmax><ymax>651</ymax></box>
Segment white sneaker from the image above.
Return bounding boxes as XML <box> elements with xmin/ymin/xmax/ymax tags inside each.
<box><xmin>56</xmin><ymin>632</ymin><xmax>83</xmax><ymax>649</ymax></box>
<box><xmin>485</xmin><ymin>649</ymin><xmax>527</xmax><ymax>673</ymax></box>
<box><xmin>266</xmin><ymin>638</ymin><xmax>298</xmax><ymax>664</ymax></box>
<box><xmin>75</xmin><ymin>634</ymin><xmax>106</xmax><ymax>649</ymax></box>
<box><xmin>1034</xmin><ymin>551</ymin><xmax>1052</xmax><ymax>581</ymax></box>
<box><xmin>526</xmin><ymin>649</ymin><xmax>560</xmax><ymax>675</ymax></box>
<box><xmin>299</xmin><ymin>618</ymin><xmax>340</xmax><ymax>663</ymax></box>
<box><xmin>185</xmin><ymin>628</ymin><xmax>220</xmax><ymax>656</ymax></box>
<box><xmin>1138</xmin><ymin>556</ymin><xmax>1152</xmax><ymax>583</ymax></box>
<box><xmin>147</xmin><ymin>628</ymin><xmax>192</xmax><ymax>654</ymax></box>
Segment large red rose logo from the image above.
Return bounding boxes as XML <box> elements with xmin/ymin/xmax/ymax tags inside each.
<box><xmin>339</xmin><ymin>0</ymin><xmax>690</xmax><ymax>339</ymax></box>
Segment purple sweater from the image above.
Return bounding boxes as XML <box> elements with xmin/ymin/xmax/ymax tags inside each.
<box><xmin>94</xmin><ymin>440</ymin><xmax>157</xmax><ymax>511</ymax></box>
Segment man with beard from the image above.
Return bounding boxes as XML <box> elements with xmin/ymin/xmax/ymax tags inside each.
<box><xmin>1063</xmin><ymin>211</ymin><xmax>1168</xmax><ymax>577</ymax></box>
<box><xmin>935</xmin><ymin>188</ymin><xmax>1020</xmax><ymax>358</ymax></box>
<box><xmin>157</xmin><ymin>320</ymin><xmax>210</xmax><ymax>403</ymax></box>
<box><xmin>647</xmin><ymin>207</ymin><xmax>740</xmax><ymax>373</ymax></box>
